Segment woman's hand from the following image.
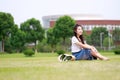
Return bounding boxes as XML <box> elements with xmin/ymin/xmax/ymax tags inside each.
<box><xmin>90</xmin><ymin>46</ymin><xmax>98</xmax><ymax>52</ymax></box>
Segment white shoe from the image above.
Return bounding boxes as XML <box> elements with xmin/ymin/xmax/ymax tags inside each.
<box><xmin>58</xmin><ymin>54</ymin><xmax>66</xmax><ymax>62</ymax></box>
<box><xmin>58</xmin><ymin>54</ymin><xmax>74</xmax><ymax>62</ymax></box>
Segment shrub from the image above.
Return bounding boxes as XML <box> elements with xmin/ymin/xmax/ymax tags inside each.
<box><xmin>56</xmin><ymin>50</ymin><xmax>65</xmax><ymax>55</ymax></box>
<box><xmin>114</xmin><ymin>46</ymin><xmax>120</xmax><ymax>55</ymax></box>
<box><xmin>0</xmin><ymin>52</ymin><xmax>8</xmax><ymax>54</ymax></box>
<box><xmin>23</xmin><ymin>49</ymin><xmax>35</xmax><ymax>57</ymax></box>
<box><xmin>114</xmin><ymin>49</ymin><xmax>120</xmax><ymax>55</ymax></box>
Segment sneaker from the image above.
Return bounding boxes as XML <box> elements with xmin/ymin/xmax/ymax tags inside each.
<box><xmin>58</xmin><ymin>54</ymin><xmax>74</xmax><ymax>62</ymax></box>
<box><xmin>58</xmin><ymin>54</ymin><xmax>66</xmax><ymax>62</ymax></box>
<box><xmin>63</xmin><ymin>55</ymin><xmax>72</xmax><ymax>61</ymax></box>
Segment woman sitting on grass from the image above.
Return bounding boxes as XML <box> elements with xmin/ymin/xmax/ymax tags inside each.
<box><xmin>70</xmin><ymin>24</ymin><xmax>109</xmax><ymax>61</ymax></box>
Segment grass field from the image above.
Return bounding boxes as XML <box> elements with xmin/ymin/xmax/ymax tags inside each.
<box><xmin>0</xmin><ymin>52</ymin><xmax>120</xmax><ymax>80</ymax></box>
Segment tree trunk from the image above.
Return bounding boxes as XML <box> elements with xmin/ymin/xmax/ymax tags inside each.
<box><xmin>51</xmin><ymin>45</ymin><xmax>55</xmax><ymax>53</ymax></box>
<box><xmin>63</xmin><ymin>37</ymin><xmax>66</xmax><ymax>51</ymax></box>
<box><xmin>2</xmin><ymin>39</ymin><xmax>4</xmax><ymax>52</ymax></box>
<box><xmin>34</xmin><ymin>41</ymin><xmax>37</xmax><ymax>54</ymax></box>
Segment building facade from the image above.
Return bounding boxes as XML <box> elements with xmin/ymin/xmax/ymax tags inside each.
<box><xmin>42</xmin><ymin>14</ymin><xmax>120</xmax><ymax>34</ymax></box>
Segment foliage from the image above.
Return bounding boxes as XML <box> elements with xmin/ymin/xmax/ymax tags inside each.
<box><xmin>37</xmin><ymin>42</ymin><xmax>53</xmax><ymax>52</ymax></box>
<box><xmin>23</xmin><ymin>49</ymin><xmax>35</xmax><ymax>56</ymax></box>
<box><xmin>56</xmin><ymin>50</ymin><xmax>65</xmax><ymax>55</ymax></box>
<box><xmin>85</xmin><ymin>34</ymin><xmax>92</xmax><ymax>45</ymax></box>
<box><xmin>112</xmin><ymin>27</ymin><xmax>120</xmax><ymax>45</ymax></box>
<box><xmin>0</xmin><ymin>12</ymin><xmax>15</xmax><ymax>52</ymax></box>
<box><xmin>4</xmin><ymin>38</ymin><xmax>13</xmax><ymax>53</ymax></box>
<box><xmin>114</xmin><ymin>49</ymin><xmax>120</xmax><ymax>55</ymax></box>
<box><xmin>20</xmin><ymin>18</ymin><xmax>45</xmax><ymax>53</ymax></box>
<box><xmin>20</xmin><ymin>18</ymin><xmax>44</xmax><ymax>42</ymax></box>
<box><xmin>11</xmin><ymin>24</ymin><xmax>19</xmax><ymax>35</ymax></box>
<box><xmin>113</xmin><ymin>46</ymin><xmax>120</xmax><ymax>55</ymax></box>
<box><xmin>0</xmin><ymin>52</ymin><xmax>8</xmax><ymax>54</ymax></box>
<box><xmin>10</xmin><ymin>25</ymin><xmax>26</xmax><ymax>53</ymax></box>
<box><xmin>37</xmin><ymin>39</ymin><xmax>61</xmax><ymax>53</ymax></box>
<box><xmin>3</xmin><ymin>24</ymin><xmax>26</xmax><ymax>53</ymax></box>
<box><xmin>103</xmin><ymin>37</ymin><xmax>113</xmax><ymax>47</ymax></box>
<box><xmin>54</xmin><ymin>15</ymin><xmax>75</xmax><ymax>39</ymax></box>
<box><xmin>46</xmin><ymin>28</ymin><xmax>59</xmax><ymax>53</ymax></box>
<box><xmin>53</xmin><ymin>15</ymin><xmax>75</xmax><ymax>51</ymax></box>
<box><xmin>37</xmin><ymin>39</ymin><xmax>57</xmax><ymax>52</ymax></box>
<box><xmin>91</xmin><ymin>27</ymin><xmax>108</xmax><ymax>46</ymax></box>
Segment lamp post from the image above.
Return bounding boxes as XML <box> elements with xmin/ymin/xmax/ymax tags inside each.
<box><xmin>108</xmin><ymin>30</ymin><xmax>112</xmax><ymax>50</ymax></box>
<box><xmin>100</xmin><ymin>32</ymin><xmax>104</xmax><ymax>49</ymax></box>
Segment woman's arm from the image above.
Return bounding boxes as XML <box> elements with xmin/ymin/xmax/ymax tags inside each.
<box><xmin>75</xmin><ymin>41</ymin><xmax>92</xmax><ymax>49</ymax></box>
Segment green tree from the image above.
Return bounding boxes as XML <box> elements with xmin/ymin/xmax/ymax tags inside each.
<box><xmin>11</xmin><ymin>24</ymin><xmax>19</xmax><ymax>35</ymax></box>
<box><xmin>53</xmin><ymin>15</ymin><xmax>75</xmax><ymax>50</ymax></box>
<box><xmin>4</xmin><ymin>37</ymin><xmax>12</xmax><ymax>53</ymax></box>
<box><xmin>0</xmin><ymin>12</ymin><xmax>14</xmax><ymax>52</ymax></box>
<box><xmin>112</xmin><ymin>27</ymin><xmax>120</xmax><ymax>46</ymax></box>
<box><xmin>91</xmin><ymin>27</ymin><xmax>108</xmax><ymax>46</ymax></box>
<box><xmin>103</xmin><ymin>37</ymin><xmax>113</xmax><ymax>48</ymax></box>
<box><xmin>85</xmin><ymin>34</ymin><xmax>92</xmax><ymax>45</ymax></box>
<box><xmin>10</xmin><ymin>29</ymin><xmax>26</xmax><ymax>53</ymax></box>
<box><xmin>4</xmin><ymin>25</ymin><xmax>26</xmax><ymax>53</ymax></box>
<box><xmin>47</xmin><ymin>28</ymin><xmax>59</xmax><ymax>53</ymax></box>
<box><xmin>20</xmin><ymin>18</ymin><xmax>44</xmax><ymax>53</ymax></box>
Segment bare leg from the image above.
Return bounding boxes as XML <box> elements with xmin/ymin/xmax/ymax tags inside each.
<box><xmin>70</xmin><ymin>55</ymin><xmax>76</xmax><ymax>61</ymax></box>
<box><xmin>90</xmin><ymin>46</ymin><xmax>109</xmax><ymax>60</ymax></box>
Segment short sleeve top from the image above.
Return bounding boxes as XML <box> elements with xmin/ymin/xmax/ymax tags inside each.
<box><xmin>71</xmin><ymin>36</ymin><xmax>82</xmax><ymax>53</ymax></box>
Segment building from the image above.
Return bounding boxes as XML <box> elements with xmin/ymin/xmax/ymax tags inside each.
<box><xmin>42</xmin><ymin>14</ymin><xmax>120</xmax><ymax>34</ymax></box>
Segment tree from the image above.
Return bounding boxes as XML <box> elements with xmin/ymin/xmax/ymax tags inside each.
<box><xmin>103</xmin><ymin>37</ymin><xmax>113</xmax><ymax>48</ymax></box>
<box><xmin>4</xmin><ymin>24</ymin><xmax>25</xmax><ymax>53</ymax></box>
<box><xmin>53</xmin><ymin>15</ymin><xmax>75</xmax><ymax>50</ymax></box>
<box><xmin>91</xmin><ymin>27</ymin><xmax>108</xmax><ymax>46</ymax></box>
<box><xmin>85</xmin><ymin>34</ymin><xmax>92</xmax><ymax>45</ymax></box>
<box><xmin>0</xmin><ymin>12</ymin><xmax>14</xmax><ymax>52</ymax></box>
<box><xmin>47</xmin><ymin>28</ymin><xmax>59</xmax><ymax>53</ymax></box>
<box><xmin>112</xmin><ymin>27</ymin><xmax>120</xmax><ymax>46</ymax></box>
<box><xmin>4</xmin><ymin>25</ymin><xmax>26</xmax><ymax>53</ymax></box>
<box><xmin>20</xmin><ymin>18</ymin><xmax>44</xmax><ymax>53</ymax></box>
<box><xmin>10</xmin><ymin>29</ymin><xmax>26</xmax><ymax>53</ymax></box>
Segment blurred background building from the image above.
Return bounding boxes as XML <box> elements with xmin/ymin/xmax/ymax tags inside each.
<box><xmin>42</xmin><ymin>14</ymin><xmax>120</xmax><ymax>34</ymax></box>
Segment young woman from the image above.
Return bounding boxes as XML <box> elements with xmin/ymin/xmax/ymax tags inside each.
<box><xmin>71</xmin><ymin>24</ymin><xmax>109</xmax><ymax>60</ymax></box>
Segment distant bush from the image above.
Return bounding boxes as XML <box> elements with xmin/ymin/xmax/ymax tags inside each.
<box><xmin>114</xmin><ymin>46</ymin><xmax>120</xmax><ymax>55</ymax></box>
<box><xmin>56</xmin><ymin>50</ymin><xmax>65</xmax><ymax>55</ymax></box>
<box><xmin>23</xmin><ymin>49</ymin><xmax>35</xmax><ymax>57</ymax></box>
<box><xmin>114</xmin><ymin>49</ymin><xmax>120</xmax><ymax>55</ymax></box>
<box><xmin>0</xmin><ymin>52</ymin><xmax>8</xmax><ymax>54</ymax></box>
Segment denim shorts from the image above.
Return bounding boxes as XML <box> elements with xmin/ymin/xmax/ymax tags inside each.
<box><xmin>72</xmin><ymin>49</ymin><xmax>94</xmax><ymax>60</ymax></box>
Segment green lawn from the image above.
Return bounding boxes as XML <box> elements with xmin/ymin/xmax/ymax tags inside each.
<box><xmin>0</xmin><ymin>52</ymin><xmax>120</xmax><ymax>80</ymax></box>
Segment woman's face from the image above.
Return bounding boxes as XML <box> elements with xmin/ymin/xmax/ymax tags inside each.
<box><xmin>76</xmin><ymin>26</ymin><xmax>83</xmax><ymax>36</ymax></box>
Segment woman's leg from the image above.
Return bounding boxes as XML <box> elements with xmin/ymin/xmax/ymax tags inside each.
<box><xmin>71</xmin><ymin>56</ymin><xmax>76</xmax><ymax>61</ymax></box>
<box><xmin>90</xmin><ymin>46</ymin><xmax>109</xmax><ymax>60</ymax></box>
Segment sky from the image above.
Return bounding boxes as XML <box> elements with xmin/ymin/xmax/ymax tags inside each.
<box><xmin>0</xmin><ymin>0</ymin><xmax>120</xmax><ymax>26</ymax></box>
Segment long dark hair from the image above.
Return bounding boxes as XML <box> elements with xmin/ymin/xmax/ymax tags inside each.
<box><xmin>73</xmin><ymin>24</ymin><xmax>85</xmax><ymax>44</ymax></box>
